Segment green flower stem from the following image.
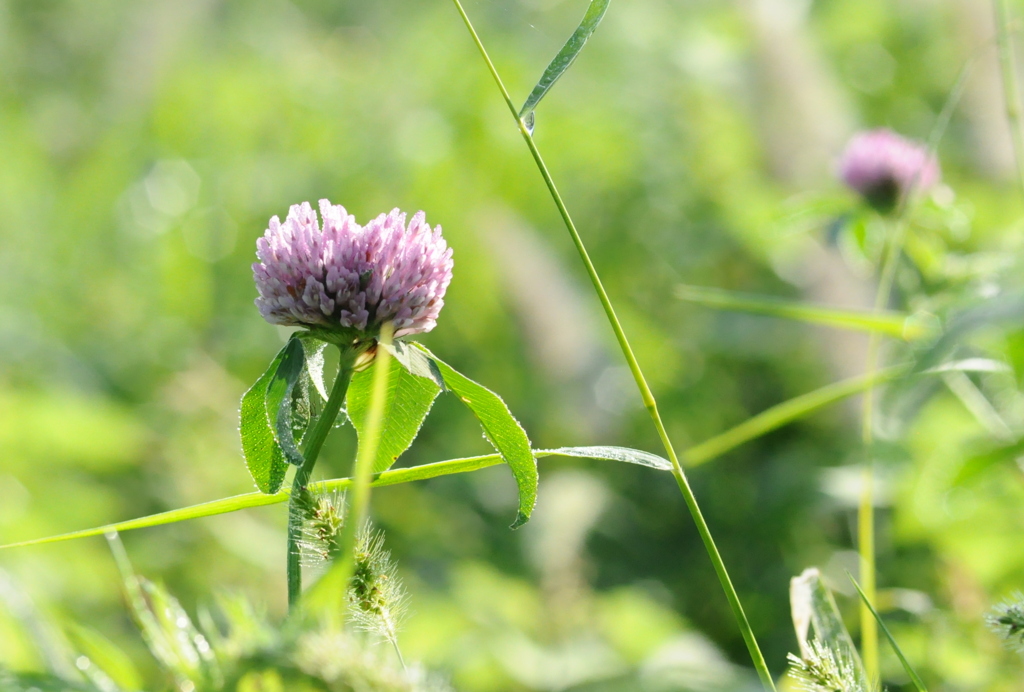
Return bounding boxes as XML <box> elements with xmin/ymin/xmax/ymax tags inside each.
<box><xmin>447</xmin><ymin>2</ymin><xmax>775</xmax><ymax>688</ymax></box>
<box><xmin>858</xmin><ymin>217</ymin><xmax>907</xmax><ymax>681</ymax></box>
<box><xmin>994</xmin><ymin>0</ymin><xmax>1024</xmax><ymax>198</ymax></box>
<box><xmin>287</xmin><ymin>345</ymin><xmax>358</xmax><ymax>611</ymax></box>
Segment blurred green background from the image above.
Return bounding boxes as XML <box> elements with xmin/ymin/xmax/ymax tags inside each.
<box><xmin>3</xmin><ymin>0</ymin><xmax>1024</xmax><ymax>688</ymax></box>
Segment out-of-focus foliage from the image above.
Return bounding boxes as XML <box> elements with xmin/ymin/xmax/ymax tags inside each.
<box><xmin>2</xmin><ymin>539</ymin><xmax>454</xmax><ymax>692</ymax></box>
<box><xmin>3</xmin><ymin>0</ymin><xmax>1024</xmax><ymax>689</ymax></box>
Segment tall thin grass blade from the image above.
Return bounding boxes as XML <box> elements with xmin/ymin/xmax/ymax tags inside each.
<box><xmin>850</xmin><ymin>575</ymin><xmax>928</xmax><ymax>692</ymax></box>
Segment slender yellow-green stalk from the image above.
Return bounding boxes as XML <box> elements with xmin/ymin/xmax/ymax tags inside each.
<box><xmin>337</xmin><ymin>323</ymin><xmax>394</xmax><ymax>595</ymax></box>
<box><xmin>994</xmin><ymin>0</ymin><xmax>1024</xmax><ymax>197</ymax></box>
<box><xmin>305</xmin><ymin>324</ymin><xmax>394</xmax><ymax>627</ymax></box>
<box><xmin>446</xmin><ymin>2</ymin><xmax>775</xmax><ymax>687</ymax></box>
<box><xmin>853</xmin><ymin>53</ymin><xmax>973</xmax><ymax>682</ymax></box>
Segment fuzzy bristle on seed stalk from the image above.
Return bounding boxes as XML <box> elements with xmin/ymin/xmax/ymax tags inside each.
<box><xmin>787</xmin><ymin>640</ymin><xmax>866</xmax><ymax>692</ymax></box>
<box><xmin>347</xmin><ymin>525</ymin><xmax>408</xmax><ymax>657</ymax></box>
<box><xmin>291</xmin><ymin>488</ymin><xmax>347</xmax><ymax>568</ymax></box>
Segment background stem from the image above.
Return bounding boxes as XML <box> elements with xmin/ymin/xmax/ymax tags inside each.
<box><xmin>858</xmin><ymin>218</ymin><xmax>906</xmax><ymax>681</ymax></box>
<box><xmin>447</xmin><ymin>2</ymin><xmax>775</xmax><ymax>687</ymax></box>
<box><xmin>286</xmin><ymin>346</ymin><xmax>357</xmax><ymax>611</ymax></box>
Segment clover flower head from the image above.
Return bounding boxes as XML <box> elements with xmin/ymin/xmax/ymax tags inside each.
<box><xmin>838</xmin><ymin>129</ymin><xmax>939</xmax><ymax>213</ymax></box>
<box><xmin>253</xmin><ymin>200</ymin><xmax>453</xmax><ymax>339</ymax></box>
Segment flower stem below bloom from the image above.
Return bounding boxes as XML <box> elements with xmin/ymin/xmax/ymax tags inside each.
<box><xmin>858</xmin><ymin>216</ymin><xmax>905</xmax><ymax>682</ymax></box>
<box><xmin>287</xmin><ymin>345</ymin><xmax>359</xmax><ymax>611</ymax></box>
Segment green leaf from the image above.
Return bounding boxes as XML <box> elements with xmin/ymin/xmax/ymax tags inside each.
<box><xmin>239</xmin><ymin>344</ymin><xmax>290</xmax><ymax>494</ymax></box>
<box><xmin>789</xmin><ymin>568</ymin><xmax>870</xmax><ymax>689</ymax></box>
<box><xmin>518</xmin><ymin>0</ymin><xmax>611</xmax><ymax>125</ymax></box>
<box><xmin>265</xmin><ymin>337</ymin><xmax>307</xmax><ymax>467</ymax></box>
<box><xmin>414</xmin><ymin>344</ymin><xmax>538</xmax><ymax>528</ymax></box>
<box><xmin>675</xmin><ymin>284</ymin><xmax>931</xmax><ymax>340</ymax></box>
<box><xmin>384</xmin><ymin>340</ymin><xmax>445</xmax><ymax>388</ymax></box>
<box><xmin>301</xmin><ymin>337</ymin><xmax>330</xmax><ymax>401</ymax></box>
<box><xmin>347</xmin><ymin>351</ymin><xmax>441</xmax><ymax>473</ymax></box>
<box><xmin>850</xmin><ymin>575</ymin><xmax>928</xmax><ymax>692</ymax></box>
<box><xmin>539</xmin><ymin>445</ymin><xmax>671</xmax><ymax>471</ymax></box>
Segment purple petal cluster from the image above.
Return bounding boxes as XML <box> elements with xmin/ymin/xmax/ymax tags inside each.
<box><xmin>838</xmin><ymin>129</ymin><xmax>939</xmax><ymax>212</ymax></box>
<box><xmin>253</xmin><ymin>200</ymin><xmax>453</xmax><ymax>339</ymax></box>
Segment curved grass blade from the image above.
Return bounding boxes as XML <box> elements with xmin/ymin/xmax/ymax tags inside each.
<box><xmin>0</xmin><ymin>448</ymin><xmax>661</xmax><ymax>551</ymax></box>
<box><xmin>849</xmin><ymin>575</ymin><xmax>928</xmax><ymax>692</ymax></box>
<box><xmin>518</xmin><ymin>0</ymin><xmax>611</xmax><ymax>125</ymax></box>
<box><xmin>9</xmin><ymin>356</ymin><xmax>998</xmax><ymax>553</ymax></box>
<box><xmin>684</xmin><ymin>367</ymin><xmax>906</xmax><ymax>467</ymax></box>
<box><xmin>414</xmin><ymin>344</ymin><xmax>538</xmax><ymax>528</ymax></box>
<box><xmin>347</xmin><ymin>351</ymin><xmax>441</xmax><ymax>474</ymax></box>
<box><xmin>681</xmin><ymin>358</ymin><xmax>998</xmax><ymax>469</ymax></box>
<box><xmin>539</xmin><ymin>445</ymin><xmax>671</xmax><ymax>470</ymax></box>
<box><xmin>675</xmin><ymin>284</ymin><xmax>929</xmax><ymax>340</ymax></box>
<box><xmin>1</xmin><ymin>492</ymin><xmax>289</xmax><ymax>550</ymax></box>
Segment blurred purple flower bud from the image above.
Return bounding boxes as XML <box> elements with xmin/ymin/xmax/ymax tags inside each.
<box><xmin>253</xmin><ymin>200</ymin><xmax>453</xmax><ymax>339</ymax></box>
<box><xmin>838</xmin><ymin>129</ymin><xmax>939</xmax><ymax>213</ymax></box>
